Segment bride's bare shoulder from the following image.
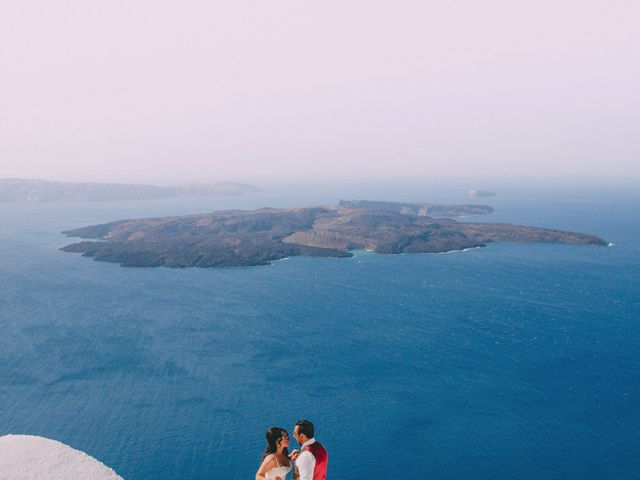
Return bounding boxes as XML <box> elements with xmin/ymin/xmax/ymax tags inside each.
<box><xmin>257</xmin><ymin>454</ymin><xmax>277</xmax><ymax>472</ymax></box>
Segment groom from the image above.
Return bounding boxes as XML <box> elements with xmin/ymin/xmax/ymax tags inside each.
<box><xmin>289</xmin><ymin>420</ymin><xmax>328</xmax><ymax>480</ymax></box>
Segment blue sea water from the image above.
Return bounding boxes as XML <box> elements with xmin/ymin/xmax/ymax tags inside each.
<box><xmin>1</xmin><ymin>184</ymin><xmax>639</xmax><ymax>479</ymax></box>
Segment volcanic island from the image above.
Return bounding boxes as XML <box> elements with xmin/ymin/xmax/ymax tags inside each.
<box><xmin>60</xmin><ymin>200</ymin><xmax>607</xmax><ymax>268</ymax></box>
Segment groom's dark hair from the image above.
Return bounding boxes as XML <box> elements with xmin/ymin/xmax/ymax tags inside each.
<box><xmin>295</xmin><ymin>420</ymin><xmax>314</xmax><ymax>438</ymax></box>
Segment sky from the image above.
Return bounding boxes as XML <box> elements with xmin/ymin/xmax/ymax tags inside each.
<box><xmin>1</xmin><ymin>0</ymin><xmax>638</xmax><ymax>184</ymax></box>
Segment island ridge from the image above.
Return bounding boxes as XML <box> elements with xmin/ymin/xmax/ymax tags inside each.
<box><xmin>61</xmin><ymin>201</ymin><xmax>607</xmax><ymax>268</ymax></box>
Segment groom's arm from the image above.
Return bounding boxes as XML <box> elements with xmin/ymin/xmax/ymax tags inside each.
<box><xmin>296</xmin><ymin>450</ymin><xmax>316</xmax><ymax>480</ymax></box>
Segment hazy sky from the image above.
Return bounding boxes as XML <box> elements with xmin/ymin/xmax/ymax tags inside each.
<box><xmin>1</xmin><ymin>1</ymin><xmax>638</xmax><ymax>184</ymax></box>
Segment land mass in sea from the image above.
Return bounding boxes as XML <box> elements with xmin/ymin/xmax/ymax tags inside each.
<box><xmin>0</xmin><ymin>178</ymin><xmax>259</xmax><ymax>203</ymax></box>
<box><xmin>61</xmin><ymin>200</ymin><xmax>607</xmax><ymax>268</ymax></box>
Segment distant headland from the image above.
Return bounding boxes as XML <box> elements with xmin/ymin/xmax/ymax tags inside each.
<box><xmin>0</xmin><ymin>178</ymin><xmax>259</xmax><ymax>203</ymax></box>
<box><xmin>467</xmin><ymin>188</ymin><xmax>497</xmax><ymax>198</ymax></box>
<box><xmin>338</xmin><ymin>199</ymin><xmax>494</xmax><ymax>217</ymax></box>
<box><xmin>61</xmin><ymin>200</ymin><xmax>607</xmax><ymax>268</ymax></box>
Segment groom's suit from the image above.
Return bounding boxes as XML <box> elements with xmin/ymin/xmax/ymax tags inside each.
<box><xmin>295</xmin><ymin>438</ymin><xmax>328</xmax><ymax>480</ymax></box>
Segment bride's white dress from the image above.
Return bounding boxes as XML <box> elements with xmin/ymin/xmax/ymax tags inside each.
<box><xmin>264</xmin><ymin>456</ymin><xmax>292</xmax><ymax>479</ymax></box>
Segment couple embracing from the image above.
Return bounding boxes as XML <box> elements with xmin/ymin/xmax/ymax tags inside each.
<box><xmin>256</xmin><ymin>420</ymin><xmax>328</xmax><ymax>480</ymax></box>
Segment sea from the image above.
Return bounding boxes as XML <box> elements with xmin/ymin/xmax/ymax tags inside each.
<box><xmin>1</xmin><ymin>182</ymin><xmax>639</xmax><ymax>480</ymax></box>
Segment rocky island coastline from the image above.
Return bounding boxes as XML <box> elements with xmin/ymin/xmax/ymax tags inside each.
<box><xmin>60</xmin><ymin>201</ymin><xmax>607</xmax><ymax>268</ymax></box>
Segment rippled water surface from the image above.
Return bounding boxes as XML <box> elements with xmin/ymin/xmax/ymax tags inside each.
<box><xmin>1</xmin><ymin>185</ymin><xmax>639</xmax><ymax>479</ymax></box>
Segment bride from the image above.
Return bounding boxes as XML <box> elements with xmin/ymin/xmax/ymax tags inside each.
<box><xmin>256</xmin><ymin>427</ymin><xmax>293</xmax><ymax>480</ymax></box>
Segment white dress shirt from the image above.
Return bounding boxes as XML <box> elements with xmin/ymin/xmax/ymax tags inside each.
<box><xmin>296</xmin><ymin>438</ymin><xmax>317</xmax><ymax>480</ymax></box>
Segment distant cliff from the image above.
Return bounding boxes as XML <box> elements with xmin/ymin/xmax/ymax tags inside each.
<box><xmin>0</xmin><ymin>178</ymin><xmax>259</xmax><ymax>203</ymax></box>
<box><xmin>0</xmin><ymin>178</ymin><xmax>175</xmax><ymax>202</ymax></box>
<box><xmin>61</xmin><ymin>202</ymin><xmax>607</xmax><ymax>268</ymax></box>
<box><xmin>172</xmin><ymin>181</ymin><xmax>260</xmax><ymax>196</ymax></box>
<box><xmin>338</xmin><ymin>200</ymin><xmax>494</xmax><ymax>217</ymax></box>
<box><xmin>467</xmin><ymin>189</ymin><xmax>496</xmax><ymax>198</ymax></box>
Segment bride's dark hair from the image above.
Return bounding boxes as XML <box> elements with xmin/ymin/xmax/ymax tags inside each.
<box><xmin>261</xmin><ymin>427</ymin><xmax>289</xmax><ymax>462</ymax></box>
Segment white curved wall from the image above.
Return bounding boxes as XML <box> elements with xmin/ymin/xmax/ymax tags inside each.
<box><xmin>0</xmin><ymin>435</ymin><xmax>122</xmax><ymax>480</ymax></box>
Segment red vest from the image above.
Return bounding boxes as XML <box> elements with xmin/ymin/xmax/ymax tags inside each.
<box><xmin>303</xmin><ymin>441</ymin><xmax>328</xmax><ymax>480</ymax></box>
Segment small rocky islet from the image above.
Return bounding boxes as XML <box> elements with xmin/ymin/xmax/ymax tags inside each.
<box><xmin>61</xmin><ymin>200</ymin><xmax>607</xmax><ymax>268</ymax></box>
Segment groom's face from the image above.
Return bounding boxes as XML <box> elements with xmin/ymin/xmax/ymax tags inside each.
<box><xmin>293</xmin><ymin>426</ymin><xmax>302</xmax><ymax>445</ymax></box>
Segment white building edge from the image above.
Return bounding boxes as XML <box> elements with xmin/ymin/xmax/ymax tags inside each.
<box><xmin>0</xmin><ymin>434</ymin><xmax>123</xmax><ymax>480</ymax></box>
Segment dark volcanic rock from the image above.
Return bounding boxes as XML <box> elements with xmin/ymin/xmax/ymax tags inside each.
<box><xmin>61</xmin><ymin>202</ymin><xmax>608</xmax><ymax>268</ymax></box>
